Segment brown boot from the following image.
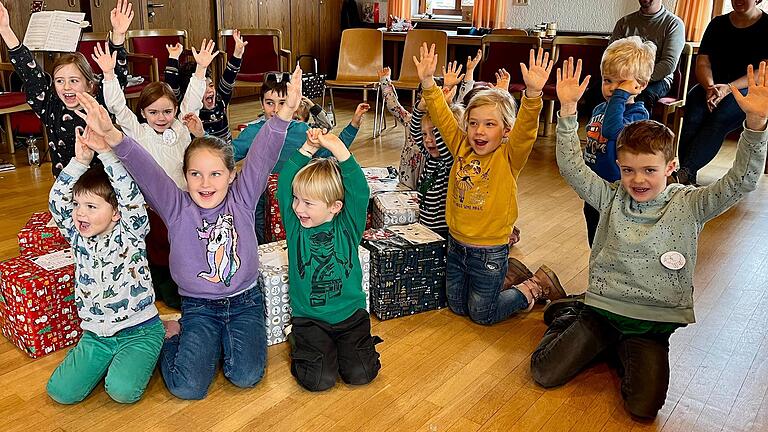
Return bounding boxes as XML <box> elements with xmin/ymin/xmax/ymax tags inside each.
<box><xmin>533</xmin><ymin>265</ymin><xmax>567</xmax><ymax>301</ymax></box>
<box><xmin>503</xmin><ymin>257</ymin><xmax>534</xmax><ymax>290</ymax></box>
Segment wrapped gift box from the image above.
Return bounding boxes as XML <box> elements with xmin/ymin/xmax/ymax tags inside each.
<box><xmin>0</xmin><ymin>250</ymin><xmax>81</xmax><ymax>358</ymax></box>
<box><xmin>258</xmin><ymin>240</ymin><xmax>370</xmax><ymax>346</ymax></box>
<box><xmin>371</xmin><ymin>191</ymin><xmax>420</xmax><ymax>228</ymax></box>
<box><xmin>17</xmin><ymin>212</ymin><xmax>69</xmax><ymax>257</ymax></box>
<box><xmin>362</xmin><ymin>166</ymin><xmax>410</xmax><ymax>197</ymax></box>
<box><xmin>362</xmin><ymin>223</ymin><xmax>447</xmax><ymax>320</ymax></box>
<box><xmin>265</xmin><ymin>173</ymin><xmax>373</xmax><ymax>245</ymax></box>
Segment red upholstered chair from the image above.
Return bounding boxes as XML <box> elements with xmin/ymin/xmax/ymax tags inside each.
<box><xmin>218</xmin><ymin>29</ymin><xmax>291</xmax><ymax>92</ymax></box>
<box><xmin>652</xmin><ymin>42</ymin><xmax>694</xmax><ymax>156</ymax></box>
<box><xmin>543</xmin><ymin>36</ymin><xmax>609</xmax><ymax>135</ymax></box>
<box><xmin>479</xmin><ymin>35</ymin><xmax>541</xmax><ymax>96</ymax></box>
<box><xmin>0</xmin><ymin>62</ymin><xmax>43</xmax><ymax>154</ymax></box>
<box><xmin>78</xmin><ymin>32</ymin><xmax>157</xmax><ymax>103</ymax></box>
<box><xmin>126</xmin><ymin>29</ymin><xmax>187</xmax><ymax>87</ymax></box>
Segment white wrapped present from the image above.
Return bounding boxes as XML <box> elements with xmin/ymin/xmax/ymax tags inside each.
<box><xmin>371</xmin><ymin>191</ymin><xmax>420</xmax><ymax>228</ymax></box>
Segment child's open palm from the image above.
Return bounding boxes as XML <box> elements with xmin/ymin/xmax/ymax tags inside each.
<box><xmin>192</xmin><ymin>39</ymin><xmax>220</xmax><ymax>69</ymax></box>
<box><xmin>110</xmin><ymin>0</ymin><xmax>134</xmax><ymax>35</ymax></box>
<box><xmin>442</xmin><ymin>61</ymin><xmax>465</xmax><ymax>89</ymax></box>
<box><xmin>74</xmin><ymin>127</ymin><xmax>95</xmax><ymax>165</ymax></box>
<box><xmin>75</xmin><ymin>93</ymin><xmax>119</xmax><ymax>142</ymax></box>
<box><xmin>466</xmin><ymin>49</ymin><xmax>483</xmax><ymax>75</ymax></box>
<box><xmin>233</xmin><ymin>30</ymin><xmax>248</xmax><ymax>58</ymax></box>
<box><xmin>166</xmin><ymin>42</ymin><xmax>183</xmax><ymax>59</ymax></box>
<box><xmin>92</xmin><ymin>42</ymin><xmax>117</xmax><ymax>74</ymax></box>
<box><xmin>377</xmin><ymin>67</ymin><xmax>391</xmax><ymax>80</ymax></box>
<box><xmin>413</xmin><ymin>43</ymin><xmax>439</xmax><ymax>86</ymax></box>
<box><xmin>78</xmin><ymin>126</ymin><xmax>111</xmax><ymax>154</ymax></box>
<box><xmin>733</xmin><ymin>62</ymin><xmax>768</xmax><ymax>122</ymax></box>
<box><xmin>0</xmin><ymin>2</ymin><xmax>10</xmax><ymax>30</ymax></box>
<box><xmin>493</xmin><ymin>68</ymin><xmax>511</xmax><ymax>92</ymax></box>
<box><xmin>285</xmin><ymin>64</ymin><xmax>303</xmax><ymax>112</ymax></box>
<box><xmin>556</xmin><ymin>57</ymin><xmax>590</xmax><ymax>114</ymax></box>
<box><xmin>521</xmin><ymin>48</ymin><xmax>553</xmax><ymax>96</ymax></box>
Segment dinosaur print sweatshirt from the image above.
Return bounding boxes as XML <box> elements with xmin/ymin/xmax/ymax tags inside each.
<box><xmin>49</xmin><ymin>153</ymin><xmax>158</xmax><ymax>337</ymax></box>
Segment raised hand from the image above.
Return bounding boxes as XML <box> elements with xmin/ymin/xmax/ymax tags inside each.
<box><xmin>351</xmin><ymin>103</ymin><xmax>370</xmax><ymax>128</ymax></box>
<box><xmin>192</xmin><ymin>39</ymin><xmax>220</xmax><ymax>69</ymax></box>
<box><xmin>466</xmin><ymin>49</ymin><xmax>483</xmax><ymax>80</ymax></box>
<box><xmin>0</xmin><ymin>2</ymin><xmax>9</xmax><ymax>30</ymax></box>
<box><xmin>74</xmin><ymin>127</ymin><xmax>95</xmax><ymax>165</ymax></box>
<box><xmin>413</xmin><ymin>43</ymin><xmax>439</xmax><ymax>88</ymax></box>
<box><xmin>494</xmin><ymin>68</ymin><xmax>511</xmax><ymax>92</ymax></box>
<box><xmin>0</xmin><ymin>2</ymin><xmax>20</xmax><ymax>48</ymax></box>
<box><xmin>233</xmin><ymin>29</ymin><xmax>248</xmax><ymax>58</ymax></box>
<box><xmin>79</xmin><ymin>126</ymin><xmax>112</xmax><ymax>154</ymax></box>
<box><xmin>520</xmin><ymin>48</ymin><xmax>553</xmax><ymax>97</ymax></box>
<box><xmin>442</xmin><ymin>85</ymin><xmax>457</xmax><ymax>104</ymax></box>
<box><xmin>732</xmin><ymin>62</ymin><xmax>768</xmax><ymax>130</ymax></box>
<box><xmin>305</xmin><ymin>128</ymin><xmax>323</xmax><ymax>148</ymax></box>
<box><xmin>166</xmin><ymin>42</ymin><xmax>183</xmax><ymax>59</ymax></box>
<box><xmin>442</xmin><ymin>61</ymin><xmax>465</xmax><ymax>89</ymax></box>
<box><xmin>110</xmin><ymin>0</ymin><xmax>134</xmax><ymax>45</ymax></box>
<box><xmin>556</xmin><ymin>57</ymin><xmax>590</xmax><ymax>116</ymax></box>
<box><xmin>74</xmin><ymin>93</ymin><xmax>123</xmax><ymax>146</ymax></box>
<box><xmin>92</xmin><ymin>42</ymin><xmax>117</xmax><ymax>75</ymax></box>
<box><xmin>377</xmin><ymin>67</ymin><xmax>391</xmax><ymax>80</ymax></box>
<box><xmin>278</xmin><ymin>64</ymin><xmax>303</xmax><ymax>121</ymax></box>
<box><xmin>182</xmin><ymin>113</ymin><xmax>205</xmax><ymax>137</ymax></box>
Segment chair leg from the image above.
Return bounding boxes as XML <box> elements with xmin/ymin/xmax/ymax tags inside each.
<box><xmin>4</xmin><ymin>114</ymin><xmax>14</xmax><ymax>154</ymax></box>
<box><xmin>542</xmin><ymin>100</ymin><xmax>555</xmax><ymax>137</ymax></box>
<box><xmin>329</xmin><ymin>88</ymin><xmax>337</xmax><ymax>128</ymax></box>
<box><xmin>373</xmin><ymin>87</ymin><xmax>381</xmax><ymax>139</ymax></box>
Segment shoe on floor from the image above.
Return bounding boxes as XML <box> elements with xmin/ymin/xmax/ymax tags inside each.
<box><xmin>543</xmin><ymin>295</ymin><xmax>584</xmax><ymax>326</ymax></box>
<box><xmin>533</xmin><ymin>265</ymin><xmax>567</xmax><ymax>302</ymax></box>
<box><xmin>503</xmin><ymin>257</ymin><xmax>533</xmax><ymax>290</ymax></box>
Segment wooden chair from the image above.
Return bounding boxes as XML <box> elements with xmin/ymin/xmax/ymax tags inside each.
<box><xmin>479</xmin><ymin>35</ymin><xmax>541</xmax><ymax>95</ymax></box>
<box><xmin>653</xmin><ymin>42</ymin><xmax>694</xmax><ymax>157</ymax></box>
<box><xmin>126</xmin><ymin>29</ymin><xmax>187</xmax><ymax>84</ymax></box>
<box><xmin>218</xmin><ymin>29</ymin><xmax>291</xmax><ymax>93</ymax></box>
<box><xmin>0</xmin><ymin>62</ymin><xmax>43</xmax><ymax>154</ymax></box>
<box><xmin>325</xmin><ymin>28</ymin><xmax>383</xmax><ymax>137</ymax></box>
<box><xmin>491</xmin><ymin>28</ymin><xmax>529</xmax><ymax>36</ymax></box>
<box><xmin>544</xmin><ymin>36</ymin><xmax>610</xmax><ymax>135</ymax></box>
<box><xmin>391</xmin><ymin>29</ymin><xmax>448</xmax><ymax>103</ymax></box>
<box><xmin>78</xmin><ymin>32</ymin><xmax>157</xmax><ymax>103</ymax></box>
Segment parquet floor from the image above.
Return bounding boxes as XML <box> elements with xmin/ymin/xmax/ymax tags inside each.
<box><xmin>0</xmin><ymin>92</ymin><xmax>766</xmax><ymax>431</ymax></box>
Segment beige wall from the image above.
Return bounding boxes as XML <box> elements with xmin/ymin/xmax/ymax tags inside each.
<box><xmin>504</xmin><ymin>0</ymin><xmax>679</xmax><ymax>33</ymax></box>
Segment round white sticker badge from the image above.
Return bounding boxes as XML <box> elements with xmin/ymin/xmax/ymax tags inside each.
<box><xmin>660</xmin><ymin>251</ymin><xmax>686</xmax><ymax>270</ymax></box>
<box><xmin>162</xmin><ymin>128</ymin><xmax>177</xmax><ymax>145</ymax></box>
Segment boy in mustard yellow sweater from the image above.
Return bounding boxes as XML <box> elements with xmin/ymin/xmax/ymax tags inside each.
<box><xmin>414</xmin><ymin>44</ymin><xmax>566</xmax><ymax>324</ymax></box>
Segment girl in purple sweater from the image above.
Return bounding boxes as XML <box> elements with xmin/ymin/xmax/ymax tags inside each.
<box><xmin>74</xmin><ymin>64</ymin><xmax>302</xmax><ymax>399</ymax></box>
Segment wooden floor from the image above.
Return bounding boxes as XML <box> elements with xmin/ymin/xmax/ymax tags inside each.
<box><xmin>1</xmin><ymin>93</ymin><xmax>767</xmax><ymax>432</ymax></box>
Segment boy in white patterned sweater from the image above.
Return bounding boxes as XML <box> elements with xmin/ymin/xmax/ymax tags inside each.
<box><xmin>47</xmin><ymin>126</ymin><xmax>163</xmax><ymax>405</ymax></box>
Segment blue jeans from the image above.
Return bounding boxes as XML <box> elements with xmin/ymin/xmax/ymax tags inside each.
<box><xmin>159</xmin><ymin>283</ymin><xmax>267</xmax><ymax>400</ymax></box>
<box><xmin>678</xmin><ymin>84</ymin><xmax>748</xmax><ymax>182</ymax></box>
<box><xmin>446</xmin><ymin>236</ymin><xmax>529</xmax><ymax>325</ymax></box>
<box><xmin>635</xmin><ymin>79</ymin><xmax>671</xmax><ymax>109</ymax></box>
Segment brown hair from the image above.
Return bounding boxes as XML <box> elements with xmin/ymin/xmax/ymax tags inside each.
<box><xmin>260</xmin><ymin>73</ymin><xmax>289</xmax><ymax>101</ymax></box>
<box><xmin>183</xmin><ymin>136</ymin><xmax>235</xmax><ymax>173</ymax></box>
<box><xmin>52</xmin><ymin>53</ymin><xmax>98</xmax><ymax>95</ymax></box>
<box><xmin>616</xmin><ymin>120</ymin><xmax>675</xmax><ymax>162</ymax></box>
<box><xmin>294</xmin><ymin>100</ymin><xmax>311</xmax><ymax>122</ymax></box>
<box><xmin>73</xmin><ymin>165</ymin><xmax>118</xmax><ymax>209</ymax></box>
<box><xmin>292</xmin><ymin>158</ymin><xmax>344</xmax><ymax>206</ymax></box>
<box><xmin>136</xmin><ymin>81</ymin><xmax>179</xmax><ymax>114</ymax></box>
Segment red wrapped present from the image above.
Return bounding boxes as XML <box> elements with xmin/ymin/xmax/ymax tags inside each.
<box><xmin>0</xmin><ymin>250</ymin><xmax>81</xmax><ymax>358</ymax></box>
<box><xmin>17</xmin><ymin>212</ymin><xmax>69</xmax><ymax>257</ymax></box>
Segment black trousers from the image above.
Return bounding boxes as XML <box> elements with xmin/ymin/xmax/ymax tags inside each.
<box><xmin>583</xmin><ymin>202</ymin><xmax>600</xmax><ymax>248</ymax></box>
<box><xmin>289</xmin><ymin>309</ymin><xmax>382</xmax><ymax>392</ymax></box>
<box><xmin>530</xmin><ymin>303</ymin><xmax>672</xmax><ymax>419</ymax></box>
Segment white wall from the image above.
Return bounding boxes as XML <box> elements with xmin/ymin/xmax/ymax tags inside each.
<box><xmin>505</xmin><ymin>0</ymin><xmax>678</xmax><ymax>33</ymax></box>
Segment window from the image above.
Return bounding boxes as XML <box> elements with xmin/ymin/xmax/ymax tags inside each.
<box><xmin>418</xmin><ymin>0</ymin><xmax>474</xmax><ymax>17</ymax></box>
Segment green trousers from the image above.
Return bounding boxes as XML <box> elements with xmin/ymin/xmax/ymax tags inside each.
<box><xmin>46</xmin><ymin>318</ymin><xmax>164</xmax><ymax>404</ymax></box>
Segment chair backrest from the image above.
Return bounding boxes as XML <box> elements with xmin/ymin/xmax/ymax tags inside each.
<box><xmin>336</xmin><ymin>29</ymin><xmax>383</xmax><ymax>82</ymax></box>
<box><xmin>548</xmin><ymin>36</ymin><xmax>609</xmax><ymax>97</ymax></box>
<box><xmin>668</xmin><ymin>42</ymin><xmax>695</xmax><ymax>105</ymax></box>
<box><xmin>492</xmin><ymin>28</ymin><xmax>529</xmax><ymax>36</ymax></box>
<box><xmin>127</xmin><ymin>29</ymin><xmax>187</xmax><ymax>78</ymax></box>
<box><xmin>219</xmin><ymin>29</ymin><xmax>283</xmax><ymax>81</ymax></box>
<box><xmin>77</xmin><ymin>32</ymin><xmax>109</xmax><ymax>73</ymax></box>
<box><xmin>397</xmin><ymin>30</ymin><xmax>448</xmax><ymax>83</ymax></box>
<box><xmin>479</xmin><ymin>35</ymin><xmax>541</xmax><ymax>84</ymax></box>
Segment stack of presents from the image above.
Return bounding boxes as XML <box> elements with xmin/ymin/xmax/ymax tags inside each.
<box><xmin>260</xmin><ymin>166</ymin><xmax>447</xmax><ymax>346</ymax></box>
<box><xmin>0</xmin><ymin>212</ymin><xmax>81</xmax><ymax>358</ymax></box>
<box><xmin>1</xmin><ymin>166</ymin><xmax>448</xmax><ymax>356</ymax></box>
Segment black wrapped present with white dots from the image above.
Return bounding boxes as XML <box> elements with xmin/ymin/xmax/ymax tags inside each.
<box><xmin>361</xmin><ymin>223</ymin><xmax>447</xmax><ymax>320</ymax></box>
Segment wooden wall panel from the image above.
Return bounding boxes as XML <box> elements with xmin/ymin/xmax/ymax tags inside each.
<box><xmin>217</xmin><ymin>0</ymin><xmax>259</xmax><ymax>30</ymax></box>
<box><xmin>290</xmin><ymin>0</ymin><xmax>319</xmax><ymax>67</ymax></box>
<box><xmin>258</xmin><ymin>0</ymin><xmax>290</xmax><ymax>48</ymax></box>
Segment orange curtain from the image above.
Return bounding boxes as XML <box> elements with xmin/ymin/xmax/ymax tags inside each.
<box><xmin>473</xmin><ymin>0</ymin><xmax>508</xmax><ymax>29</ymax></box>
<box><xmin>675</xmin><ymin>0</ymin><xmax>713</xmax><ymax>41</ymax></box>
<box><xmin>389</xmin><ymin>0</ymin><xmax>412</xmax><ymax>20</ymax></box>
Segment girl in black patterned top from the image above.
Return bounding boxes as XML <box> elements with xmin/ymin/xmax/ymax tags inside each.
<box><xmin>0</xmin><ymin>0</ymin><xmax>131</xmax><ymax>177</ymax></box>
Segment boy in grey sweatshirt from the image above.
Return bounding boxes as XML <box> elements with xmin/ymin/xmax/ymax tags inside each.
<box><xmin>530</xmin><ymin>59</ymin><xmax>768</xmax><ymax>419</ymax></box>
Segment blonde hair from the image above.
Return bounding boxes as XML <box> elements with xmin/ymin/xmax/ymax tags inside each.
<box><xmin>449</xmin><ymin>104</ymin><xmax>465</xmax><ymax>123</ymax></box>
<box><xmin>294</xmin><ymin>100</ymin><xmax>311</xmax><ymax>122</ymax></box>
<box><xmin>292</xmin><ymin>158</ymin><xmax>344</xmax><ymax>205</ymax></box>
<box><xmin>462</xmin><ymin>88</ymin><xmax>517</xmax><ymax>134</ymax></box>
<box><xmin>601</xmin><ymin>36</ymin><xmax>657</xmax><ymax>86</ymax></box>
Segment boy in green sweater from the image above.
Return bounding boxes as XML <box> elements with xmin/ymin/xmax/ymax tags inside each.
<box><xmin>530</xmin><ymin>59</ymin><xmax>768</xmax><ymax>419</ymax></box>
<box><xmin>277</xmin><ymin>128</ymin><xmax>382</xmax><ymax>392</ymax></box>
